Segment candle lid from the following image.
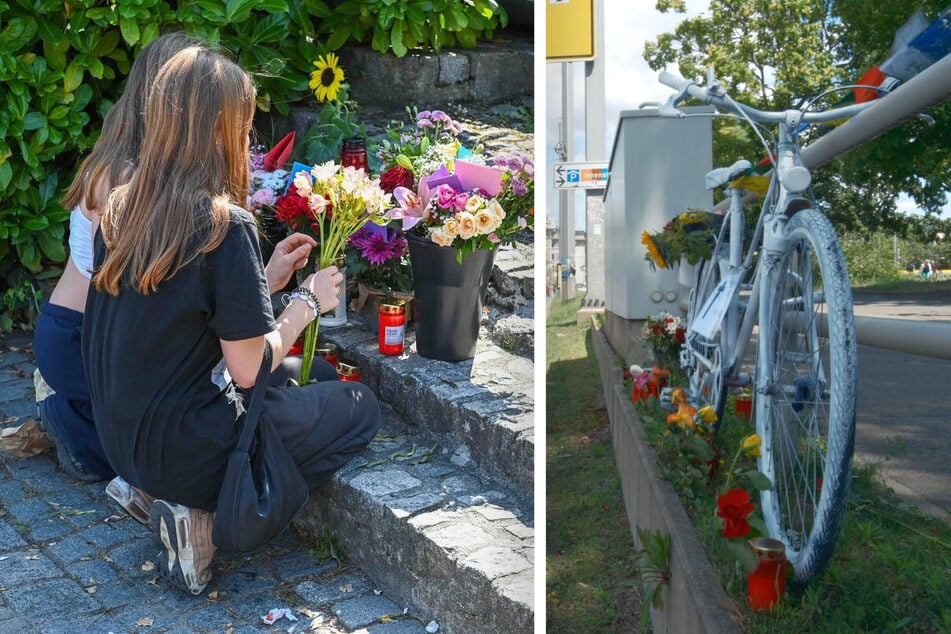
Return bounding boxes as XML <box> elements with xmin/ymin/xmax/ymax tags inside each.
<box><xmin>379</xmin><ymin>301</ymin><xmax>406</xmax><ymax>314</ymax></box>
<box><xmin>337</xmin><ymin>361</ymin><xmax>360</xmax><ymax>376</ymax></box>
<box><xmin>749</xmin><ymin>537</ymin><xmax>786</xmax><ymax>560</ymax></box>
<box><xmin>316</xmin><ymin>343</ymin><xmax>339</xmax><ymax>355</ymax></box>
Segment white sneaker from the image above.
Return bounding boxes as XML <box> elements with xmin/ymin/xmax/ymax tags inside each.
<box><xmin>105</xmin><ymin>476</ymin><xmax>153</xmax><ymax>525</ymax></box>
<box><xmin>149</xmin><ymin>499</ymin><xmax>215</xmax><ymax>595</ymax></box>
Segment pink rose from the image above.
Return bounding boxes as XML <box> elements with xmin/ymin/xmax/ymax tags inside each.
<box><xmin>435</xmin><ymin>185</ymin><xmax>457</xmax><ymax>210</ymax></box>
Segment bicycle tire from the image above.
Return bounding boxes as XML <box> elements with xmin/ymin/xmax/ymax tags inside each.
<box><xmin>685</xmin><ymin>257</ymin><xmax>729</xmax><ymax>427</ymax></box>
<box><xmin>755</xmin><ymin>209</ymin><xmax>856</xmax><ymax>582</ymax></box>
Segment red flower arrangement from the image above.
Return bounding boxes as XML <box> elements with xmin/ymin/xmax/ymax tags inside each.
<box><xmin>716</xmin><ymin>488</ymin><xmax>755</xmax><ymax>538</ymax></box>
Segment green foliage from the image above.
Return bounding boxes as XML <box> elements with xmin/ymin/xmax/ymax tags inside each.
<box><xmin>841</xmin><ymin>232</ymin><xmax>902</xmax><ymax>284</ymax></box>
<box><xmin>0</xmin><ymin>1</ymin><xmax>506</xmax><ymax>329</ymax></box>
<box><xmin>644</xmin><ymin>0</ymin><xmax>951</xmax><ymax>235</ymax></box>
<box><xmin>634</xmin><ymin>526</ymin><xmax>671</xmax><ymax>629</ymax></box>
<box><xmin>296</xmin><ymin>86</ymin><xmax>368</xmax><ymax>168</ymax></box>
<box><xmin>0</xmin><ymin>268</ymin><xmax>44</xmax><ymax>331</ymax></box>
<box><xmin>318</xmin><ymin>0</ymin><xmax>508</xmax><ymax>57</ymax></box>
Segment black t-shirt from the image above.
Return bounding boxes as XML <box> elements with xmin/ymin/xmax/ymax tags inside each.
<box><xmin>83</xmin><ymin>205</ymin><xmax>275</xmax><ymax>510</ymax></box>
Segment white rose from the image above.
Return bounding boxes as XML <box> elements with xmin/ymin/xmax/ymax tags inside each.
<box><xmin>456</xmin><ymin>212</ymin><xmax>477</xmax><ymax>240</ymax></box>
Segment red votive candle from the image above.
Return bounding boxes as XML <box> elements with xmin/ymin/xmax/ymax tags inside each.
<box><xmin>378</xmin><ymin>301</ymin><xmax>406</xmax><ymax>355</ymax></box>
<box><xmin>341</xmin><ymin>138</ymin><xmax>368</xmax><ymax>172</ymax></box>
<box><xmin>316</xmin><ymin>343</ymin><xmax>339</xmax><ymax>368</ymax></box>
<box><xmin>747</xmin><ymin>537</ymin><xmax>787</xmax><ymax>611</ymax></box>
<box><xmin>288</xmin><ymin>339</ymin><xmax>303</xmax><ymax>356</ymax></box>
<box><xmin>736</xmin><ymin>393</ymin><xmax>753</xmax><ymax>420</ymax></box>
<box><xmin>337</xmin><ymin>361</ymin><xmax>361</xmax><ymax>382</ymax></box>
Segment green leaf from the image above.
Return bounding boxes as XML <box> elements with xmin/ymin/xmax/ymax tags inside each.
<box><xmin>0</xmin><ymin>17</ymin><xmax>37</xmax><ymax>51</ymax></box>
<box><xmin>20</xmin><ymin>216</ymin><xmax>49</xmax><ymax>231</ymax></box>
<box><xmin>119</xmin><ymin>16</ymin><xmax>140</xmax><ymax>46</ymax></box>
<box><xmin>725</xmin><ymin>539</ymin><xmax>759</xmax><ymax>573</ymax></box>
<box><xmin>685</xmin><ymin>434</ymin><xmax>714</xmax><ymax>461</ymax></box>
<box><xmin>15</xmin><ymin>239</ymin><xmax>40</xmax><ymax>272</ymax></box>
<box><xmin>0</xmin><ymin>161</ymin><xmax>12</xmax><ymax>191</ymax></box>
<box><xmin>35</xmin><ymin>17</ymin><xmax>65</xmax><ymax>47</ymax></box>
<box><xmin>390</xmin><ymin>20</ymin><xmax>407</xmax><ymax>57</ymax></box>
<box><xmin>251</xmin><ymin>14</ymin><xmax>289</xmax><ymax>43</ymax></box>
<box><xmin>23</xmin><ymin>112</ymin><xmax>46</xmax><ymax>131</ymax></box>
<box><xmin>741</xmin><ymin>470</ymin><xmax>773</xmax><ymax>491</ymax></box>
<box><xmin>36</xmin><ymin>231</ymin><xmax>66</xmax><ymax>262</ymax></box>
<box><xmin>326</xmin><ymin>24</ymin><xmax>351</xmax><ymax>50</ymax></box>
<box><xmin>92</xmin><ymin>29</ymin><xmax>120</xmax><ymax>56</ymax></box>
<box><xmin>225</xmin><ymin>0</ymin><xmax>258</xmax><ymax>23</ymax></box>
<box><xmin>63</xmin><ymin>61</ymin><xmax>83</xmax><ymax>92</ymax></box>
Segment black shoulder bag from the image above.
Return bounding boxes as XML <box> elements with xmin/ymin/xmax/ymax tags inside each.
<box><xmin>213</xmin><ymin>341</ymin><xmax>309</xmax><ymax>553</ymax></box>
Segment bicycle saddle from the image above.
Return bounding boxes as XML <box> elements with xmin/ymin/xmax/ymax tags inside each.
<box><xmin>705</xmin><ymin>159</ymin><xmax>753</xmax><ymax>190</ymax></box>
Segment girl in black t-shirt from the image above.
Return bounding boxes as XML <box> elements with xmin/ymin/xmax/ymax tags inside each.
<box><xmin>83</xmin><ymin>47</ymin><xmax>380</xmax><ymax>595</ymax></box>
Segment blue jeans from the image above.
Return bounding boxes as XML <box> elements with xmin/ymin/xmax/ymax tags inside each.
<box><xmin>34</xmin><ymin>302</ymin><xmax>115</xmax><ymax>480</ymax></box>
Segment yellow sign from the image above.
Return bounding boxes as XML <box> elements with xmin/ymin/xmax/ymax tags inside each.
<box><xmin>546</xmin><ymin>0</ymin><xmax>596</xmax><ymax>62</ymax></box>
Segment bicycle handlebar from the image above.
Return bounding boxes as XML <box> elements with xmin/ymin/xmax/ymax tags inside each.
<box><xmin>659</xmin><ymin>70</ymin><xmax>875</xmax><ymax>125</ymax></box>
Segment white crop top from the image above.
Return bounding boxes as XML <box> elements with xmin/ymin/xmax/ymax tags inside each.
<box><xmin>69</xmin><ymin>206</ymin><xmax>94</xmax><ymax>279</ymax></box>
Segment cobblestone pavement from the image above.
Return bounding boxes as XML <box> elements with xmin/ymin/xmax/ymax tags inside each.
<box><xmin>1</xmin><ymin>333</ymin><xmax>436</xmax><ymax>634</ymax></box>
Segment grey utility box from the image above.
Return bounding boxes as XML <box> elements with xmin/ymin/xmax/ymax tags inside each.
<box><xmin>603</xmin><ymin>106</ymin><xmax>714</xmax><ymax>319</ymax></box>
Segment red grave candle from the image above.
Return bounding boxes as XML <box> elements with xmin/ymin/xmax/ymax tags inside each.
<box><xmin>747</xmin><ymin>537</ymin><xmax>787</xmax><ymax>611</ymax></box>
<box><xmin>378</xmin><ymin>301</ymin><xmax>406</xmax><ymax>355</ymax></box>
<box><xmin>337</xmin><ymin>361</ymin><xmax>362</xmax><ymax>382</ymax></box>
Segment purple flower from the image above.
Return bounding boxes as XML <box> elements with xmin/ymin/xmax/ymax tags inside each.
<box><xmin>417</xmin><ymin>118</ymin><xmax>433</xmax><ymax>129</ymax></box>
<box><xmin>511</xmin><ymin>177</ymin><xmax>528</xmax><ymax>197</ymax></box>
<box><xmin>416</xmin><ymin>110</ymin><xmax>431</xmax><ymax>120</ymax></box>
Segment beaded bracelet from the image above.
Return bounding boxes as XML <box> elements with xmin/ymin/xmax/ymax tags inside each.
<box><xmin>288</xmin><ymin>286</ymin><xmax>321</xmax><ymax>320</ymax></box>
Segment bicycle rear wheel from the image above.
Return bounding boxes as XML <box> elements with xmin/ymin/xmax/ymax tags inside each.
<box><xmin>685</xmin><ymin>257</ymin><xmax>729</xmax><ymax>427</ymax></box>
<box><xmin>755</xmin><ymin>209</ymin><xmax>856</xmax><ymax>582</ymax></box>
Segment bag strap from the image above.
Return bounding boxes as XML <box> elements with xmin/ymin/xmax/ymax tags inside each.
<box><xmin>234</xmin><ymin>339</ymin><xmax>274</xmax><ymax>454</ymax></box>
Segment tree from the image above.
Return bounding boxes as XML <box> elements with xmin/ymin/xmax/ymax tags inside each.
<box><xmin>644</xmin><ymin>0</ymin><xmax>951</xmax><ymax>236</ymax></box>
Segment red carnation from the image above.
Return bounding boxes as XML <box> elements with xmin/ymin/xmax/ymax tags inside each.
<box><xmin>716</xmin><ymin>488</ymin><xmax>755</xmax><ymax>538</ymax></box>
<box><xmin>379</xmin><ymin>166</ymin><xmax>415</xmax><ymax>194</ymax></box>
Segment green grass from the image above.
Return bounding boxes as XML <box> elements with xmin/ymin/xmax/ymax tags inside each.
<box><xmin>853</xmin><ymin>276</ymin><xmax>951</xmax><ymax>294</ymax></box>
<box><xmin>636</xmin><ymin>397</ymin><xmax>951</xmax><ymax>633</ymax></box>
<box><xmin>546</xmin><ymin>297</ymin><xmax>641</xmax><ymax>633</ymax></box>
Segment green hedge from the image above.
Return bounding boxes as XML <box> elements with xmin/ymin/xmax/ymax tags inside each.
<box><xmin>0</xmin><ymin>0</ymin><xmax>507</xmax><ymax>328</ymax></box>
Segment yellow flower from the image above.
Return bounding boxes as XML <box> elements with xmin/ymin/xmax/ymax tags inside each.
<box><xmin>670</xmin><ymin>387</ymin><xmax>686</xmax><ymax>405</ymax></box>
<box><xmin>309</xmin><ymin>53</ymin><xmax>345</xmax><ymax>103</ymax></box>
<box><xmin>641</xmin><ymin>231</ymin><xmax>667</xmax><ymax>269</ymax></box>
<box><xmin>697</xmin><ymin>405</ymin><xmax>718</xmax><ymax>424</ymax></box>
<box><xmin>741</xmin><ymin>433</ymin><xmax>762</xmax><ymax>458</ymax></box>
<box><xmin>667</xmin><ymin>403</ymin><xmax>697</xmax><ymax>430</ymax></box>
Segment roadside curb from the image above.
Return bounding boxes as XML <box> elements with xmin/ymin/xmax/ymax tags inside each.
<box><xmin>591</xmin><ymin>320</ymin><xmax>740</xmax><ymax>633</ymax></box>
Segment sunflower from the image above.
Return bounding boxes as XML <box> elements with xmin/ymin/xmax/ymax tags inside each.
<box><xmin>641</xmin><ymin>230</ymin><xmax>667</xmax><ymax>269</ymax></box>
<box><xmin>309</xmin><ymin>53</ymin><xmax>345</xmax><ymax>103</ymax></box>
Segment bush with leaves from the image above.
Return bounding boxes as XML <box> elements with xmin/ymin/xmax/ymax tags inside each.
<box><xmin>0</xmin><ymin>0</ymin><xmax>508</xmax><ymax>329</ymax></box>
<box><xmin>319</xmin><ymin>0</ymin><xmax>508</xmax><ymax>57</ymax></box>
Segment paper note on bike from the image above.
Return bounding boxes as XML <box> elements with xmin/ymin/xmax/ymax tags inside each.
<box><xmin>689</xmin><ymin>271</ymin><xmax>743</xmax><ymax>340</ymax></box>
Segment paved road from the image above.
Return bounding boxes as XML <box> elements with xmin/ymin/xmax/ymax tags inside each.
<box><xmin>851</xmin><ymin>289</ymin><xmax>951</xmax><ymax>520</ymax></box>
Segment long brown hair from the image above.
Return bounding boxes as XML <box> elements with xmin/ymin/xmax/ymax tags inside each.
<box><xmin>61</xmin><ymin>32</ymin><xmax>205</xmax><ymax>213</ymax></box>
<box><xmin>95</xmin><ymin>48</ymin><xmax>256</xmax><ymax>295</ymax></box>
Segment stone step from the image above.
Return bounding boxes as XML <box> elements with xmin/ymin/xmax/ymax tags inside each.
<box><xmin>294</xmin><ymin>403</ymin><xmax>534</xmax><ymax>634</ymax></box>
<box><xmin>318</xmin><ymin>245</ymin><xmax>535</xmax><ymax>500</ymax></box>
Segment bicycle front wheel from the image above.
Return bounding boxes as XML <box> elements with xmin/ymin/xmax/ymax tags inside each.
<box><xmin>756</xmin><ymin>209</ymin><xmax>856</xmax><ymax>582</ymax></box>
<box><xmin>685</xmin><ymin>257</ymin><xmax>729</xmax><ymax>427</ymax></box>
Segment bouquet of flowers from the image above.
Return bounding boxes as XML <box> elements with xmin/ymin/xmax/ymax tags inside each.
<box><xmin>377</xmin><ymin>107</ymin><xmax>467</xmax><ymax>178</ymax></box>
<box><xmin>387</xmin><ymin>159</ymin><xmax>517</xmax><ymax>263</ymax></box>
<box><xmin>490</xmin><ymin>149</ymin><xmax>534</xmax><ymax>240</ymax></box>
<box><xmin>641</xmin><ymin>209</ymin><xmax>720</xmax><ymax>271</ymax></box>
<box><xmin>275</xmin><ymin>160</ymin><xmax>391</xmax><ymax>381</ymax></box>
<box><xmin>246</xmin><ymin>132</ymin><xmax>295</xmax><ymax>217</ymax></box>
<box><xmin>643</xmin><ymin>311</ymin><xmax>685</xmax><ymax>369</ymax></box>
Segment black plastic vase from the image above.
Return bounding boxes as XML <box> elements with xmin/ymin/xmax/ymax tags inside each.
<box><xmin>407</xmin><ymin>234</ymin><xmax>496</xmax><ymax>361</ymax></box>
